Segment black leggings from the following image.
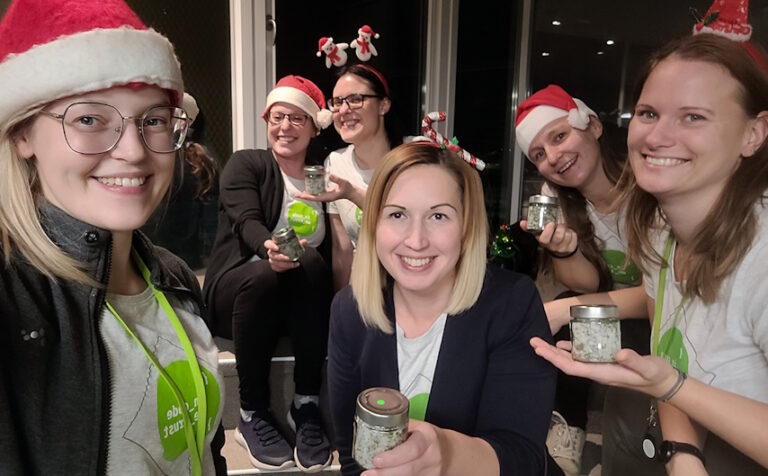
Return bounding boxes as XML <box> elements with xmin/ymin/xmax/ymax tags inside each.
<box><xmin>211</xmin><ymin>247</ymin><xmax>333</xmax><ymax>411</ymax></box>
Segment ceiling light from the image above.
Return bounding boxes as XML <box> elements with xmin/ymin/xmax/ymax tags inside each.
<box><xmin>606</xmin><ymin>40</ymin><xmax>615</xmax><ymax>45</ymax></box>
<box><xmin>542</xmin><ymin>52</ymin><xmax>550</xmax><ymax>57</ymax></box>
<box><xmin>552</xmin><ymin>20</ymin><xmax>561</xmax><ymax>26</ymax></box>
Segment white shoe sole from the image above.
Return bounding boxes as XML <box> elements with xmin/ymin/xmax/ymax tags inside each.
<box><xmin>287</xmin><ymin>409</ymin><xmax>332</xmax><ymax>473</ymax></box>
<box><xmin>294</xmin><ymin>447</ymin><xmax>332</xmax><ymax>474</ymax></box>
<box><xmin>235</xmin><ymin>427</ymin><xmax>295</xmax><ymax>471</ymax></box>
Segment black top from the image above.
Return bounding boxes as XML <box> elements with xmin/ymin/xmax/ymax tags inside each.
<box><xmin>202</xmin><ymin>148</ymin><xmax>331</xmax><ymax>327</ymax></box>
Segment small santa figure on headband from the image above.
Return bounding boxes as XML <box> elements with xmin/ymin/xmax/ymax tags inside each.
<box><xmin>316</xmin><ymin>37</ymin><xmax>348</xmax><ymax>69</ymax></box>
<box><xmin>350</xmin><ymin>25</ymin><xmax>380</xmax><ymax>62</ymax></box>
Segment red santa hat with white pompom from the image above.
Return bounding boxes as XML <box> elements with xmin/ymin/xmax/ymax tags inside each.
<box><xmin>515</xmin><ymin>84</ymin><xmax>597</xmax><ymax>158</ymax></box>
<box><xmin>359</xmin><ymin>25</ymin><xmax>379</xmax><ymax>39</ymax></box>
<box><xmin>0</xmin><ymin>0</ymin><xmax>183</xmax><ymax>128</ymax></box>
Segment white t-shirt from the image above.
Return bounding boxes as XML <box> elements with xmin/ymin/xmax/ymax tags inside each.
<box><xmin>586</xmin><ymin>202</ymin><xmax>641</xmax><ymax>288</ymax></box>
<box><xmin>644</xmin><ymin>205</ymin><xmax>768</xmax><ymax>403</ymax></box>
<box><xmin>325</xmin><ymin>145</ymin><xmax>374</xmax><ymax>247</ymax></box>
<box><xmin>396</xmin><ymin>313</ymin><xmax>447</xmax><ymax>422</ymax></box>
<box><xmin>539</xmin><ymin>182</ymin><xmax>641</xmax><ymax>289</ymax></box>
<box><xmin>273</xmin><ymin>171</ymin><xmax>326</xmax><ymax>248</ymax></box>
<box><xmin>101</xmin><ymin>287</ymin><xmax>224</xmax><ymax>475</ymax></box>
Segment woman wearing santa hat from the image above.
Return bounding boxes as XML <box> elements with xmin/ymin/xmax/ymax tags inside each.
<box><xmin>203</xmin><ymin>75</ymin><xmax>335</xmax><ymax>473</ymax></box>
<box><xmin>531</xmin><ymin>32</ymin><xmax>768</xmax><ymax>474</ymax></box>
<box><xmin>0</xmin><ymin>0</ymin><xmax>226</xmax><ymax>474</ymax></box>
<box><xmin>516</xmin><ymin>84</ymin><xmax>650</xmax><ymax>475</ymax></box>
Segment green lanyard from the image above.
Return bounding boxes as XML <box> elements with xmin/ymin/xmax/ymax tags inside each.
<box><xmin>652</xmin><ymin>234</ymin><xmax>690</xmax><ymax>357</ymax></box>
<box><xmin>105</xmin><ymin>250</ymin><xmax>207</xmax><ymax>476</ymax></box>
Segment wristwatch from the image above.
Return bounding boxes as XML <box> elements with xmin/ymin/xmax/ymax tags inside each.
<box><xmin>656</xmin><ymin>440</ymin><xmax>706</xmax><ymax>465</ymax></box>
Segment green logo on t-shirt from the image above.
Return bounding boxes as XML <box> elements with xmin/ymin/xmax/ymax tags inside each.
<box><xmin>157</xmin><ymin>361</ymin><xmax>221</xmax><ymax>461</ymax></box>
<box><xmin>288</xmin><ymin>201</ymin><xmax>319</xmax><ymax>236</ymax></box>
<box><xmin>602</xmin><ymin>250</ymin><xmax>642</xmax><ymax>286</ymax></box>
<box><xmin>658</xmin><ymin>327</ymin><xmax>689</xmax><ymax>373</ymax></box>
<box><xmin>409</xmin><ymin>393</ymin><xmax>429</xmax><ymax>421</ymax></box>
<box><xmin>355</xmin><ymin>207</ymin><xmax>363</xmax><ymax>226</ymax></box>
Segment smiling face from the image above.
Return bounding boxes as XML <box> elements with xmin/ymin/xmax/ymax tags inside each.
<box><xmin>628</xmin><ymin>57</ymin><xmax>754</xmax><ymax>207</ymax></box>
<box><xmin>266</xmin><ymin>102</ymin><xmax>316</xmax><ymax>162</ymax></box>
<box><xmin>14</xmin><ymin>86</ymin><xmax>175</xmax><ymax>233</ymax></box>
<box><xmin>331</xmin><ymin>73</ymin><xmax>389</xmax><ymax>145</ymax></box>
<box><xmin>527</xmin><ymin>116</ymin><xmax>604</xmax><ymax>191</ymax></box>
<box><xmin>375</xmin><ymin>164</ymin><xmax>463</xmax><ymax>300</ymax></box>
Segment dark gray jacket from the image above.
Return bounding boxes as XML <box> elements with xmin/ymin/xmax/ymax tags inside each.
<box><xmin>0</xmin><ymin>203</ymin><xmax>226</xmax><ymax>475</ymax></box>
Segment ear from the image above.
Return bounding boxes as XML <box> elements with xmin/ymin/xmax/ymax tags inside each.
<box><xmin>742</xmin><ymin>111</ymin><xmax>768</xmax><ymax>158</ymax></box>
<box><xmin>379</xmin><ymin>97</ymin><xmax>391</xmax><ymax>116</ymax></box>
<box><xmin>588</xmin><ymin>116</ymin><xmax>603</xmax><ymax>141</ymax></box>
<box><xmin>12</xmin><ymin>128</ymin><xmax>35</xmax><ymax>160</ymax></box>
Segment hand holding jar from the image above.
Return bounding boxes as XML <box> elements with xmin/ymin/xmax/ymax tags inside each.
<box><xmin>362</xmin><ymin>420</ymin><xmax>444</xmax><ymax>476</ymax></box>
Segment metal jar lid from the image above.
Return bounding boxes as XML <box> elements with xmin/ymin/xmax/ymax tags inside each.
<box><xmin>304</xmin><ymin>165</ymin><xmax>324</xmax><ymax>175</ymax></box>
<box><xmin>570</xmin><ymin>304</ymin><xmax>619</xmax><ymax>319</ymax></box>
<box><xmin>272</xmin><ymin>226</ymin><xmax>297</xmax><ymax>244</ymax></box>
<box><xmin>528</xmin><ymin>194</ymin><xmax>559</xmax><ymax>206</ymax></box>
<box><xmin>355</xmin><ymin>387</ymin><xmax>409</xmax><ymax>428</ymax></box>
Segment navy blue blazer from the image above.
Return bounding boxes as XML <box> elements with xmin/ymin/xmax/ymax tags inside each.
<box><xmin>327</xmin><ymin>264</ymin><xmax>557</xmax><ymax>475</ymax></box>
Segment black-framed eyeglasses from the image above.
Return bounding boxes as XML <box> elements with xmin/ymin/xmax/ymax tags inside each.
<box><xmin>267</xmin><ymin>111</ymin><xmax>310</xmax><ymax>127</ymax></box>
<box><xmin>39</xmin><ymin>102</ymin><xmax>189</xmax><ymax>155</ymax></box>
<box><xmin>327</xmin><ymin>94</ymin><xmax>380</xmax><ymax>112</ymax></box>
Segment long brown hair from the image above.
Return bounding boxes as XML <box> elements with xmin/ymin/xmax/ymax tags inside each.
<box><xmin>622</xmin><ymin>33</ymin><xmax>768</xmax><ymax>303</ymax></box>
<box><xmin>544</xmin><ymin>123</ymin><xmax>627</xmax><ymax>291</ymax></box>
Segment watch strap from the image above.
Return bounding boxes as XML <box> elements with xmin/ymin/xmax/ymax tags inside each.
<box><xmin>658</xmin><ymin>440</ymin><xmax>705</xmax><ymax>466</ymax></box>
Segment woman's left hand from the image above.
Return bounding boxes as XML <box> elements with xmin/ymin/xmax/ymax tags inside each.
<box><xmin>294</xmin><ymin>173</ymin><xmax>364</xmax><ymax>207</ymax></box>
<box><xmin>264</xmin><ymin>238</ymin><xmax>302</xmax><ymax>272</ymax></box>
<box><xmin>529</xmin><ymin>337</ymin><xmax>679</xmax><ymax>399</ymax></box>
<box><xmin>362</xmin><ymin>420</ymin><xmax>443</xmax><ymax>476</ymax></box>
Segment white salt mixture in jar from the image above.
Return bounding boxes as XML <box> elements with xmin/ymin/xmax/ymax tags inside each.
<box><xmin>352</xmin><ymin>387</ymin><xmax>409</xmax><ymax>469</ymax></box>
<box><xmin>570</xmin><ymin>304</ymin><xmax>621</xmax><ymax>362</ymax></box>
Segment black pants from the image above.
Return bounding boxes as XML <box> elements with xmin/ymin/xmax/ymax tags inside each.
<box><xmin>211</xmin><ymin>247</ymin><xmax>333</xmax><ymax>411</ymax></box>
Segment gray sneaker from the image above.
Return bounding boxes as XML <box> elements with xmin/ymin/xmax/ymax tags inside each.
<box><xmin>287</xmin><ymin>402</ymin><xmax>332</xmax><ymax>473</ymax></box>
<box><xmin>235</xmin><ymin>413</ymin><xmax>295</xmax><ymax>470</ymax></box>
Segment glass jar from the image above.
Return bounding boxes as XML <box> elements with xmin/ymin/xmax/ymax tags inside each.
<box><xmin>570</xmin><ymin>304</ymin><xmax>621</xmax><ymax>362</ymax></box>
<box><xmin>272</xmin><ymin>226</ymin><xmax>304</xmax><ymax>261</ymax></box>
<box><xmin>526</xmin><ymin>195</ymin><xmax>559</xmax><ymax>233</ymax></box>
<box><xmin>353</xmin><ymin>387</ymin><xmax>409</xmax><ymax>469</ymax></box>
<box><xmin>303</xmin><ymin>165</ymin><xmax>326</xmax><ymax>195</ymax></box>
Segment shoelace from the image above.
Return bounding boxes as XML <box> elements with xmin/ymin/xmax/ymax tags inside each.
<box><xmin>252</xmin><ymin>418</ymin><xmax>284</xmax><ymax>446</ymax></box>
<box><xmin>297</xmin><ymin>418</ymin><xmax>324</xmax><ymax>445</ymax></box>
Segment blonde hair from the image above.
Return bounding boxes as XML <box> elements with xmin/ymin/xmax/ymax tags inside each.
<box><xmin>0</xmin><ymin>112</ymin><xmax>95</xmax><ymax>285</ymax></box>
<box><xmin>350</xmin><ymin>142</ymin><xmax>489</xmax><ymax>333</ymax></box>
<box><xmin>622</xmin><ymin>34</ymin><xmax>768</xmax><ymax>303</ymax></box>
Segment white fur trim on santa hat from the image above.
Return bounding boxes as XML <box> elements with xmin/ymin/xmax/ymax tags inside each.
<box><xmin>0</xmin><ymin>27</ymin><xmax>183</xmax><ymax>128</ymax></box>
<box><xmin>182</xmin><ymin>93</ymin><xmax>200</xmax><ymax>123</ymax></box>
<box><xmin>264</xmin><ymin>86</ymin><xmax>332</xmax><ymax>130</ymax></box>
<box><xmin>516</xmin><ymin>105</ymin><xmax>568</xmax><ymax>156</ymax></box>
<box><xmin>516</xmin><ymin>100</ymin><xmax>596</xmax><ymax>156</ymax></box>
<box><xmin>693</xmin><ymin>24</ymin><xmax>752</xmax><ymax>41</ymax></box>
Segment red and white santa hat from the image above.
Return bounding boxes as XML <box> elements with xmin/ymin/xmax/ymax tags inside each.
<box><xmin>316</xmin><ymin>37</ymin><xmax>332</xmax><ymax>56</ymax></box>
<box><xmin>515</xmin><ymin>84</ymin><xmax>597</xmax><ymax>157</ymax></box>
<box><xmin>693</xmin><ymin>0</ymin><xmax>751</xmax><ymax>41</ymax></box>
<box><xmin>359</xmin><ymin>25</ymin><xmax>380</xmax><ymax>39</ymax></box>
<box><xmin>0</xmin><ymin>0</ymin><xmax>183</xmax><ymax>129</ymax></box>
<box><xmin>262</xmin><ymin>75</ymin><xmax>333</xmax><ymax>129</ymax></box>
